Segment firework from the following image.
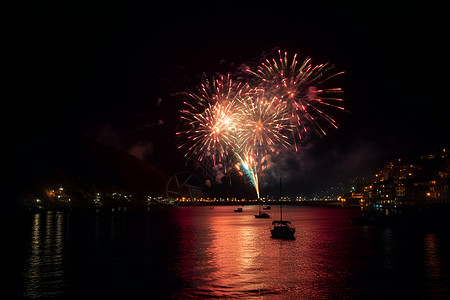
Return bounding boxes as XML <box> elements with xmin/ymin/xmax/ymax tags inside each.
<box><xmin>234</xmin><ymin>149</ymin><xmax>261</xmax><ymax>198</ymax></box>
<box><xmin>177</xmin><ymin>74</ymin><xmax>249</xmax><ymax>164</ymax></box>
<box><xmin>248</xmin><ymin>50</ymin><xmax>345</xmax><ymax>150</ymax></box>
<box><xmin>177</xmin><ymin>50</ymin><xmax>345</xmax><ymax>198</ymax></box>
<box><xmin>236</xmin><ymin>91</ymin><xmax>292</xmax><ymax>155</ymax></box>
<box><xmin>231</xmin><ymin>92</ymin><xmax>293</xmax><ymax>197</ymax></box>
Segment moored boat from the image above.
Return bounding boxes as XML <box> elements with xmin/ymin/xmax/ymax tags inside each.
<box><xmin>270</xmin><ymin>178</ymin><xmax>295</xmax><ymax>239</ymax></box>
<box><xmin>271</xmin><ymin>220</ymin><xmax>295</xmax><ymax>239</ymax></box>
<box><xmin>254</xmin><ymin>208</ymin><xmax>270</xmax><ymax>218</ymax></box>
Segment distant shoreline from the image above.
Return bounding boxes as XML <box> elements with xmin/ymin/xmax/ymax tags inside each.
<box><xmin>15</xmin><ymin>200</ymin><xmax>352</xmax><ymax>213</ymax></box>
<box><xmin>15</xmin><ymin>200</ymin><xmax>450</xmax><ymax>213</ymax></box>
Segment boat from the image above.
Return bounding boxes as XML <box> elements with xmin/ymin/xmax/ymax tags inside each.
<box><xmin>270</xmin><ymin>178</ymin><xmax>295</xmax><ymax>239</ymax></box>
<box><xmin>254</xmin><ymin>207</ymin><xmax>270</xmax><ymax>218</ymax></box>
<box><xmin>271</xmin><ymin>220</ymin><xmax>295</xmax><ymax>239</ymax></box>
<box><xmin>262</xmin><ymin>205</ymin><xmax>271</xmax><ymax>210</ymax></box>
<box><xmin>234</xmin><ymin>207</ymin><xmax>243</xmax><ymax>212</ymax></box>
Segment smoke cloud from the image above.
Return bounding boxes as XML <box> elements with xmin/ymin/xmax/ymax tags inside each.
<box><xmin>128</xmin><ymin>142</ymin><xmax>155</xmax><ymax>160</ymax></box>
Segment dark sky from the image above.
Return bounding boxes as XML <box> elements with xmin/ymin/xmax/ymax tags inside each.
<box><xmin>6</xmin><ymin>1</ymin><xmax>449</xmax><ymax>198</ymax></box>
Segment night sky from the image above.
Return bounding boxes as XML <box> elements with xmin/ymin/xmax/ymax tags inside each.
<box><xmin>5</xmin><ymin>2</ymin><xmax>449</xmax><ymax>198</ymax></box>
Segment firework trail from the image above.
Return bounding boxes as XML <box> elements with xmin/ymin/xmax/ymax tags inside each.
<box><xmin>234</xmin><ymin>149</ymin><xmax>261</xmax><ymax>198</ymax></box>
<box><xmin>232</xmin><ymin>91</ymin><xmax>293</xmax><ymax>197</ymax></box>
<box><xmin>248</xmin><ymin>50</ymin><xmax>345</xmax><ymax>151</ymax></box>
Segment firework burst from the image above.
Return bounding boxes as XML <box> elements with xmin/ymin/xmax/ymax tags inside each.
<box><xmin>177</xmin><ymin>74</ymin><xmax>249</xmax><ymax>164</ymax></box>
<box><xmin>177</xmin><ymin>50</ymin><xmax>345</xmax><ymax>198</ymax></box>
<box><xmin>231</xmin><ymin>92</ymin><xmax>293</xmax><ymax>197</ymax></box>
<box><xmin>236</xmin><ymin>91</ymin><xmax>292</xmax><ymax>156</ymax></box>
<box><xmin>248</xmin><ymin>50</ymin><xmax>345</xmax><ymax>150</ymax></box>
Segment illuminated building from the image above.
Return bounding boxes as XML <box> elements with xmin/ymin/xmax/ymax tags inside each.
<box><xmin>340</xmin><ymin>149</ymin><xmax>449</xmax><ymax>206</ymax></box>
<box><xmin>46</xmin><ymin>187</ymin><xmax>71</xmax><ymax>204</ymax></box>
<box><xmin>436</xmin><ymin>179</ymin><xmax>449</xmax><ymax>203</ymax></box>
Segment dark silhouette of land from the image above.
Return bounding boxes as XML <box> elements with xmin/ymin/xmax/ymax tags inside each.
<box><xmin>3</xmin><ymin>137</ymin><xmax>169</xmax><ymax>209</ymax></box>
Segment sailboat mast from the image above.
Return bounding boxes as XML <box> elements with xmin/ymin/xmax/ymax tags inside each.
<box><xmin>280</xmin><ymin>177</ymin><xmax>282</xmax><ymax>222</ymax></box>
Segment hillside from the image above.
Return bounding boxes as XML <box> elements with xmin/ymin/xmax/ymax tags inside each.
<box><xmin>3</xmin><ymin>137</ymin><xmax>169</xmax><ymax>209</ymax></box>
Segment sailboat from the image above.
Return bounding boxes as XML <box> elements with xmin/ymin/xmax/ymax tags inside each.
<box><xmin>270</xmin><ymin>178</ymin><xmax>295</xmax><ymax>239</ymax></box>
<box><xmin>270</xmin><ymin>206</ymin><xmax>295</xmax><ymax>238</ymax></box>
<box><xmin>254</xmin><ymin>206</ymin><xmax>270</xmax><ymax>218</ymax></box>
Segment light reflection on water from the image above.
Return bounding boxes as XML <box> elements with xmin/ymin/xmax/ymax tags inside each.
<box><xmin>23</xmin><ymin>212</ymin><xmax>67</xmax><ymax>299</ymax></box>
<box><xmin>171</xmin><ymin>206</ymin><xmax>450</xmax><ymax>299</ymax></box>
<box><xmin>17</xmin><ymin>206</ymin><xmax>450</xmax><ymax>299</ymax></box>
<box><xmin>424</xmin><ymin>232</ymin><xmax>447</xmax><ymax>298</ymax></box>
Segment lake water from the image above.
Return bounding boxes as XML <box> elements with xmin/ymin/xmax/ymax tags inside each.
<box><xmin>6</xmin><ymin>205</ymin><xmax>450</xmax><ymax>299</ymax></box>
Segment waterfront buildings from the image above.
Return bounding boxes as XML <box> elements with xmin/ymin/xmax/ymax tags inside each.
<box><xmin>340</xmin><ymin>149</ymin><xmax>449</xmax><ymax>207</ymax></box>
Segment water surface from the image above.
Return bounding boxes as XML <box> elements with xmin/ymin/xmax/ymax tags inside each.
<box><xmin>8</xmin><ymin>205</ymin><xmax>450</xmax><ymax>298</ymax></box>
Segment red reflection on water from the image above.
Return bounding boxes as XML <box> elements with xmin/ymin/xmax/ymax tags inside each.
<box><xmin>173</xmin><ymin>206</ymin><xmax>358</xmax><ymax>298</ymax></box>
<box><xmin>208</xmin><ymin>209</ymin><xmax>267</xmax><ymax>296</ymax></box>
<box><xmin>424</xmin><ymin>233</ymin><xmax>448</xmax><ymax>297</ymax></box>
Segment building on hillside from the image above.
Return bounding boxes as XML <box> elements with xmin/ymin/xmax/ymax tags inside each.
<box><xmin>340</xmin><ymin>148</ymin><xmax>449</xmax><ymax>207</ymax></box>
